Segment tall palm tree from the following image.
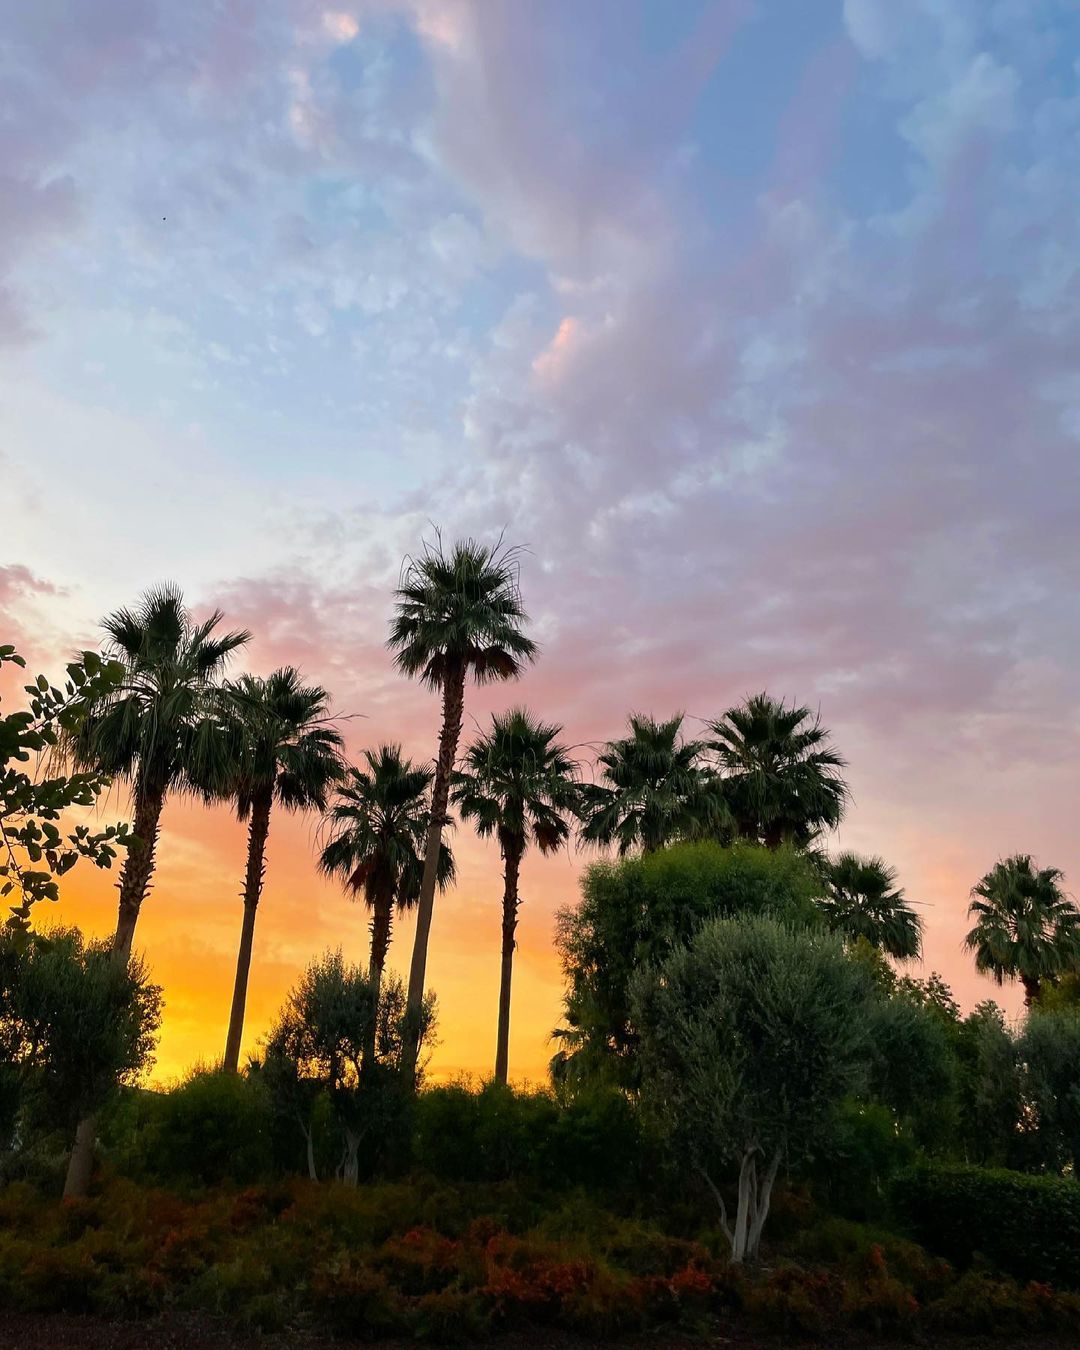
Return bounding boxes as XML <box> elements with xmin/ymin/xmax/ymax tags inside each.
<box><xmin>579</xmin><ymin>713</ymin><xmax>726</xmax><ymax>855</ymax></box>
<box><xmin>965</xmin><ymin>855</ymin><xmax>1080</xmax><ymax>1005</ymax></box>
<box><xmin>69</xmin><ymin>584</ymin><xmax>250</xmax><ymax>960</ymax></box>
<box><xmin>318</xmin><ymin>744</ymin><xmax>455</xmax><ymax>990</ymax></box>
<box><xmin>220</xmin><ymin>668</ymin><xmax>344</xmax><ymax>1074</ymax></box>
<box><xmin>63</xmin><ymin>584</ymin><xmax>248</xmax><ymax>1196</ymax></box>
<box><xmin>708</xmin><ymin>692</ymin><xmax>847</xmax><ymax>849</ymax></box>
<box><xmin>388</xmin><ymin>535</ymin><xmax>537</xmax><ymax>1071</ymax></box>
<box><xmin>821</xmin><ymin>852</ymin><xmax>922</xmax><ymax>961</ymax></box>
<box><xmin>452</xmin><ymin>709</ymin><xmax>580</xmax><ymax>1083</ymax></box>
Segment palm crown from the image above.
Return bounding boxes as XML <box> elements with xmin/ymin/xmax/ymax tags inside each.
<box><xmin>452</xmin><ymin>709</ymin><xmax>580</xmax><ymax>856</ymax></box>
<box><xmin>580</xmin><ymin>713</ymin><xmax>726</xmax><ymax>855</ymax></box>
<box><xmin>708</xmin><ymin>692</ymin><xmax>847</xmax><ymax>848</ymax></box>
<box><xmin>965</xmin><ymin>855</ymin><xmax>1080</xmax><ymax>1002</ymax></box>
<box><xmin>221</xmin><ymin>668</ymin><xmax>344</xmax><ymax>818</ymax></box>
<box><xmin>319</xmin><ymin>745</ymin><xmax>455</xmax><ymax>922</ymax></box>
<box><xmin>388</xmin><ymin>537</ymin><xmax>538</xmax><ymax>688</ymax></box>
<box><xmin>71</xmin><ymin>584</ymin><xmax>250</xmax><ymax>796</ymax></box>
<box><xmin>821</xmin><ymin>852</ymin><xmax>922</xmax><ymax>961</ymax></box>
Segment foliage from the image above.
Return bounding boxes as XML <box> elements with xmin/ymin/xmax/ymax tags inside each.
<box><xmin>894</xmin><ymin>1162</ymin><xmax>1080</xmax><ymax>1289</ymax></box>
<box><xmin>633</xmin><ymin>915</ymin><xmax>874</xmax><ymax>1261</ymax></box>
<box><xmin>0</xmin><ymin>927</ymin><xmax>161</xmax><ymax>1161</ymax></box>
<box><xmin>821</xmin><ymin>852</ymin><xmax>922</xmax><ymax>960</ymax></box>
<box><xmin>707</xmin><ymin>692</ymin><xmax>848</xmax><ymax>849</ymax></box>
<box><xmin>1020</xmin><ymin>1007</ymin><xmax>1080</xmax><ymax>1174</ymax></box>
<box><xmin>864</xmin><ymin>988</ymin><xmax>960</xmax><ymax>1151</ymax></box>
<box><xmin>263</xmin><ymin>952</ymin><xmax>435</xmax><ymax>1184</ymax></box>
<box><xmin>955</xmin><ymin>1002</ymin><xmax>1023</xmax><ymax>1167</ymax></box>
<box><xmin>319</xmin><ymin>746</ymin><xmax>455</xmax><ymax>973</ymax></box>
<box><xmin>553</xmin><ymin>841</ymin><xmax>823</xmax><ymax>1086</ymax></box>
<box><xmin>578</xmin><ymin>713</ymin><xmax>727</xmax><ymax>855</ymax></box>
<box><xmin>0</xmin><ymin>646</ymin><xmax>130</xmax><ymax>931</ymax></box>
<box><xmin>965</xmin><ymin>854</ymin><xmax>1080</xmax><ymax>1003</ymax></box>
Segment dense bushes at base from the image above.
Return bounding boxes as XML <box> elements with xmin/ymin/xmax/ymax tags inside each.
<box><xmin>893</xmin><ymin>1163</ymin><xmax>1080</xmax><ymax>1289</ymax></box>
<box><xmin>0</xmin><ymin>1177</ymin><xmax>1077</xmax><ymax>1340</ymax></box>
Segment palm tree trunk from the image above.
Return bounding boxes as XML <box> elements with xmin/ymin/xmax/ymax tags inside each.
<box><xmin>1021</xmin><ymin>974</ymin><xmax>1041</xmax><ymax>1006</ymax></box>
<box><xmin>404</xmin><ymin>661</ymin><xmax>465</xmax><ymax>1076</ymax></box>
<box><xmin>364</xmin><ymin>896</ymin><xmax>393</xmax><ymax>1072</ymax></box>
<box><xmin>494</xmin><ymin>840</ymin><xmax>523</xmax><ymax>1085</ymax></box>
<box><xmin>223</xmin><ymin>790</ymin><xmax>273</xmax><ymax>1074</ymax></box>
<box><xmin>64</xmin><ymin>777</ymin><xmax>165</xmax><ymax>1198</ymax></box>
<box><xmin>113</xmin><ymin>781</ymin><xmax>167</xmax><ymax>961</ymax></box>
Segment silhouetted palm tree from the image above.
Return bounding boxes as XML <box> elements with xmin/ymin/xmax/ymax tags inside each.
<box><xmin>220</xmin><ymin>668</ymin><xmax>344</xmax><ymax>1073</ymax></box>
<box><xmin>580</xmin><ymin>713</ymin><xmax>726</xmax><ymax>854</ymax></box>
<box><xmin>965</xmin><ymin>855</ymin><xmax>1080</xmax><ymax>1005</ymax></box>
<box><xmin>69</xmin><ymin>584</ymin><xmax>250</xmax><ymax>960</ymax></box>
<box><xmin>708</xmin><ymin>693</ymin><xmax>847</xmax><ymax>849</ymax></box>
<box><xmin>452</xmin><ymin>709</ymin><xmax>580</xmax><ymax>1083</ymax></box>
<box><xmin>63</xmin><ymin>584</ymin><xmax>248</xmax><ymax>1196</ymax></box>
<box><xmin>388</xmin><ymin>535</ymin><xmax>537</xmax><ymax>1072</ymax></box>
<box><xmin>821</xmin><ymin>852</ymin><xmax>922</xmax><ymax>961</ymax></box>
<box><xmin>319</xmin><ymin>745</ymin><xmax>454</xmax><ymax>990</ymax></box>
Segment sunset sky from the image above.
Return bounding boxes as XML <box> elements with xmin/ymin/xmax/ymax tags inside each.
<box><xmin>3</xmin><ymin>0</ymin><xmax>1079</xmax><ymax>1083</ymax></box>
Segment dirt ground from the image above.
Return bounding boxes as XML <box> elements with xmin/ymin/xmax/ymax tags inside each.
<box><xmin>0</xmin><ymin>1311</ymin><xmax>1076</xmax><ymax>1350</ymax></box>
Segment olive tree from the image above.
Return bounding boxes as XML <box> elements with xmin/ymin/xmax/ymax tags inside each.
<box><xmin>1020</xmin><ymin>1007</ymin><xmax>1080</xmax><ymax>1175</ymax></box>
<box><xmin>632</xmin><ymin>915</ymin><xmax>872</xmax><ymax>1262</ymax></box>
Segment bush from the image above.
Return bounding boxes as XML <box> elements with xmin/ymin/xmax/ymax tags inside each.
<box><xmin>109</xmin><ymin>1068</ymin><xmax>274</xmax><ymax>1186</ymax></box>
<box><xmin>894</xmin><ymin>1162</ymin><xmax>1080</xmax><ymax>1289</ymax></box>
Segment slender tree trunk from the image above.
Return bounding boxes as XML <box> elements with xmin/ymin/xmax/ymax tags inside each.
<box><xmin>223</xmin><ymin>791</ymin><xmax>273</xmax><ymax>1074</ymax></box>
<box><xmin>494</xmin><ymin>840</ymin><xmax>523</xmax><ymax>1085</ymax></box>
<box><xmin>1022</xmin><ymin>974</ymin><xmax>1041</xmax><ymax>1006</ymax></box>
<box><xmin>403</xmin><ymin>662</ymin><xmax>465</xmax><ymax>1076</ymax></box>
<box><xmin>113</xmin><ymin>782</ymin><xmax>167</xmax><ymax>961</ymax></box>
<box><xmin>363</xmin><ymin>895</ymin><xmax>393</xmax><ymax>1072</ymax></box>
<box><xmin>64</xmin><ymin>778</ymin><xmax>165</xmax><ymax>1198</ymax></box>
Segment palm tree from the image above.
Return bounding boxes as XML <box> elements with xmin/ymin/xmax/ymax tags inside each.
<box><xmin>388</xmin><ymin>535</ymin><xmax>537</xmax><ymax>1071</ymax></box>
<box><xmin>69</xmin><ymin>584</ymin><xmax>250</xmax><ymax>960</ymax></box>
<box><xmin>965</xmin><ymin>855</ymin><xmax>1080</xmax><ymax>1005</ymax></box>
<box><xmin>220</xmin><ymin>668</ymin><xmax>344</xmax><ymax>1074</ymax></box>
<box><xmin>579</xmin><ymin>713</ymin><xmax>726</xmax><ymax>855</ymax></box>
<box><xmin>452</xmin><ymin>709</ymin><xmax>580</xmax><ymax>1083</ymax></box>
<box><xmin>318</xmin><ymin>744</ymin><xmax>455</xmax><ymax>990</ymax></box>
<box><xmin>708</xmin><ymin>692</ymin><xmax>847</xmax><ymax>849</ymax></box>
<box><xmin>821</xmin><ymin>852</ymin><xmax>922</xmax><ymax>961</ymax></box>
<box><xmin>63</xmin><ymin>584</ymin><xmax>248</xmax><ymax>1196</ymax></box>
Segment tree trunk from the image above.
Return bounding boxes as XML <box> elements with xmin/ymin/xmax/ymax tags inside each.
<box><xmin>64</xmin><ymin>777</ymin><xmax>166</xmax><ymax>1198</ymax></box>
<box><xmin>1021</xmin><ymin>974</ymin><xmax>1041</xmax><ymax>1006</ymax></box>
<box><xmin>62</xmin><ymin>1117</ymin><xmax>97</xmax><ymax>1199</ymax></box>
<box><xmin>494</xmin><ymin>840</ymin><xmax>523</xmax><ymax>1085</ymax></box>
<box><xmin>223</xmin><ymin>791</ymin><xmax>273</xmax><ymax>1073</ymax></box>
<box><xmin>364</xmin><ymin>895</ymin><xmax>393</xmax><ymax>1072</ymax></box>
<box><xmin>113</xmin><ymin>781</ymin><xmax>167</xmax><ymax>962</ymax></box>
<box><xmin>403</xmin><ymin>662</ymin><xmax>465</xmax><ymax>1077</ymax></box>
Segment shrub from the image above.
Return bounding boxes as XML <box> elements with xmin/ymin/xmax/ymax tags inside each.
<box><xmin>894</xmin><ymin>1162</ymin><xmax>1080</xmax><ymax>1289</ymax></box>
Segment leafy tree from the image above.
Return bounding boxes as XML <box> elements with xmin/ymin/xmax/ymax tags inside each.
<box><xmin>0</xmin><ymin>926</ymin><xmax>161</xmax><ymax>1190</ymax></box>
<box><xmin>218</xmin><ymin>668</ymin><xmax>344</xmax><ymax>1073</ymax></box>
<box><xmin>955</xmin><ymin>1002</ymin><xmax>1022</xmax><ymax>1167</ymax></box>
<box><xmin>579</xmin><ymin>713</ymin><xmax>726</xmax><ymax>855</ymax></box>
<box><xmin>263</xmin><ymin>950</ymin><xmax>435</xmax><ymax>1184</ymax></box>
<box><xmin>319</xmin><ymin>745</ymin><xmax>454</xmax><ymax>993</ymax></box>
<box><xmin>965</xmin><ymin>855</ymin><xmax>1080</xmax><ymax>1004</ymax></box>
<box><xmin>553</xmin><ymin>841</ymin><xmax>824</xmax><ymax>1088</ymax></box>
<box><xmin>452</xmin><ymin>709</ymin><xmax>580</xmax><ymax>1083</ymax></box>
<box><xmin>821</xmin><ymin>852</ymin><xmax>922</xmax><ymax>960</ymax></box>
<box><xmin>632</xmin><ymin>915</ymin><xmax>872</xmax><ymax>1262</ymax></box>
<box><xmin>0</xmin><ymin>645</ymin><xmax>131</xmax><ymax>933</ymax></box>
<box><xmin>1020</xmin><ymin>1007</ymin><xmax>1080</xmax><ymax>1175</ymax></box>
<box><xmin>67</xmin><ymin>585</ymin><xmax>250</xmax><ymax>959</ymax></box>
<box><xmin>708</xmin><ymin>692</ymin><xmax>847</xmax><ymax>849</ymax></box>
<box><xmin>388</xmin><ymin>536</ymin><xmax>536</xmax><ymax>1074</ymax></box>
<box><xmin>864</xmin><ymin>988</ymin><xmax>960</xmax><ymax>1152</ymax></box>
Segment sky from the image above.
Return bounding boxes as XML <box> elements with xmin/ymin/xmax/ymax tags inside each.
<box><xmin>2</xmin><ymin>0</ymin><xmax>1079</xmax><ymax>1083</ymax></box>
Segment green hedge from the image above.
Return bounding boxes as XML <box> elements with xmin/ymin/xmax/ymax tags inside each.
<box><xmin>893</xmin><ymin>1163</ymin><xmax>1080</xmax><ymax>1288</ymax></box>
